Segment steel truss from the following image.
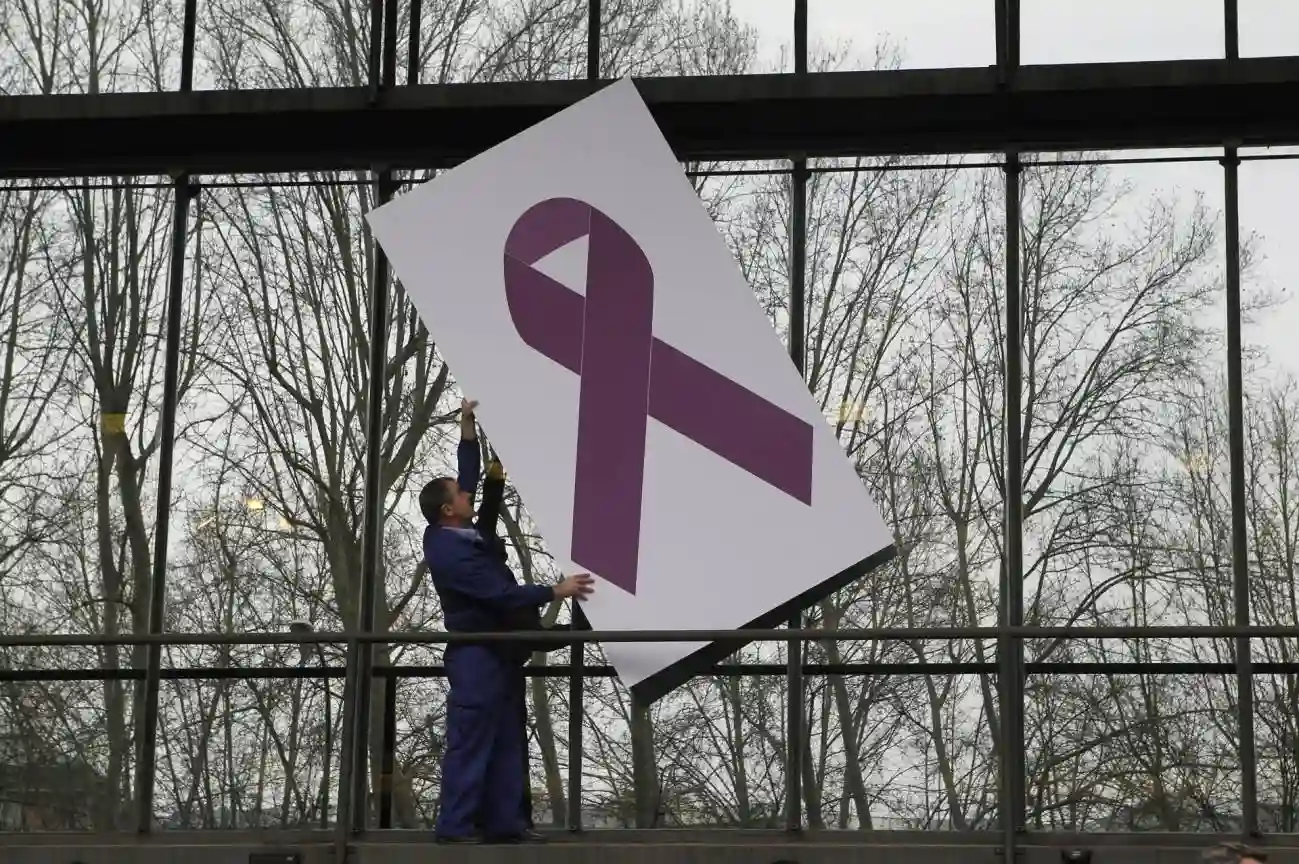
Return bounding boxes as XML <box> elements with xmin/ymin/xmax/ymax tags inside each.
<box><xmin>6</xmin><ymin>58</ymin><xmax>1299</xmax><ymax>177</ymax></box>
<box><xmin>0</xmin><ymin>0</ymin><xmax>1289</xmax><ymax>860</ymax></box>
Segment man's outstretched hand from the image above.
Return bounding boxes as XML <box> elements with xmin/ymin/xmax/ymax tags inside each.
<box><xmin>554</xmin><ymin>573</ymin><xmax>595</xmax><ymax>601</ymax></box>
<box><xmin>460</xmin><ymin>398</ymin><xmax>478</xmax><ymax>440</ymax></box>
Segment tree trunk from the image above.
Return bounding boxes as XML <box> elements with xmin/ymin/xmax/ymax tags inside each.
<box><xmin>529</xmin><ymin>656</ymin><xmax>567</xmax><ymax>825</ymax></box>
<box><xmin>630</xmin><ymin>694</ymin><xmax>658</xmax><ymax>827</ymax></box>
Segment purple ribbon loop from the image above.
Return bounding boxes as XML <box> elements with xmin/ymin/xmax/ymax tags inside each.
<box><xmin>503</xmin><ymin>197</ymin><xmax>814</xmax><ymax>596</ymax></box>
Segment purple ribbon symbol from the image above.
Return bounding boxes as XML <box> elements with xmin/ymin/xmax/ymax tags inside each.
<box><xmin>503</xmin><ymin>197</ymin><xmax>815</xmax><ymax>596</ymax></box>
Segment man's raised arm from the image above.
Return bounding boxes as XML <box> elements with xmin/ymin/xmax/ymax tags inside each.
<box><xmin>455</xmin><ymin>398</ymin><xmax>481</xmax><ymax>498</ymax></box>
<box><xmin>476</xmin><ymin>456</ymin><xmax>506</xmax><ymax>542</ymax></box>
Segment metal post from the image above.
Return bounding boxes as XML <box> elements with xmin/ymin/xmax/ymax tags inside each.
<box><xmin>337</xmin><ymin>167</ymin><xmax>397</xmax><ymax>839</ymax></box>
<box><xmin>996</xmin><ymin>0</ymin><xmax>1025</xmax><ymax>857</ymax></box>
<box><xmin>378</xmin><ymin>673</ymin><xmax>397</xmax><ymax>828</ymax></box>
<box><xmin>1224</xmin><ymin>143</ymin><xmax>1258</xmax><ymax>838</ymax></box>
<box><xmin>133</xmin><ymin>0</ymin><xmax>199</xmax><ymax>832</ymax></box>
<box><xmin>178</xmin><ymin>0</ymin><xmax>197</xmax><ymax>92</ymax></box>
<box><xmin>366</xmin><ymin>0</ymin><xmax>383</xmax><ymax>104</ymax></box>
<box><xmin>1225</xmin><ymin>0</ymin><xmax>1239</xmax><ymax>61</ymax></box>
<box><xmin>382</xmin><ymin>0</ymin><xmax>398</xmax><ymax>90</ymax></box>
<box><xmin>336</xmin><ymin>1</ymin><xmax>396</xmax><ymax>848</ymax></box>
<box><xmin>1222</xmin><ymin>0</ymin><xmax>1257</xmax><ymax>838</ymax></box>
<box><xmin>785</xmin><ymin>0</ymin><xmax>809</xmax><ymax>835</ymax></box>
<box><xmin>567</xmin><ymin>606</ymin><xmax>588</xmax><ymax>831</ymax></box>
<box><xmin>133</xmin><ymin>175</ymin><xmax>194</xmax><ymax>834</ymax></box>
<box><xmin>588</xmin><ymin>0</ymin><xmax>601</xmax><ymax>80</ymax></box>
<box><xmin>561</xmin><ymin>0</ymin><xmax>601</xmax><ymax>834</ymax></box>
<box><xmin>407</xmin><ymin>0</ymin><xmax>422</xmax><ymax>85</ymax></box>
<box><xmin>999</xmin><ymin>150</ymin><xmax>1026</xmax><ymax>850</ymax></box>
<box><xmin>319</xmin><ymin>644</ymin><xmax>333</xmax><ymax>828</ymax></box>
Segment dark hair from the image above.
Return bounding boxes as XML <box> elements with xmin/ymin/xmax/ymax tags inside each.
<box><xmin>419</xmin><ymin>477</ymin><xmax>457</xmax><ymax>524</ymax></box>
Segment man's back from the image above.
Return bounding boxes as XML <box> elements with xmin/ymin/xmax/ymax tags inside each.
<box><xmin>425</xmin><ymin>524</ymin><xmax>552</xmax><ymax>634</ymax></box>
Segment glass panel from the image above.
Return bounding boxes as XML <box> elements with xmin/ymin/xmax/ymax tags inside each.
<box><xmin>687</xmin><ymin>160</ymin><xmax>792</xmax><ymax>337</ymax></box>
<box><xmin>1026</xmin><ymin>673</ymin><xmax>1241</xmax><ymax>830</ymax></box>
<box><xmin>162</xmin><ymin>174</ymin><xmax>368</xmax><ymax>824</ymax></box>
<box><xmin>195</xmin><ymin>0</ymin><xmax>593</xmax><ymax>90</ymax></box>
<box><xmin>1018</xmin><ymin>152</ymin><xmax>1229</xmax><ymax>639</ymax></box>
<box><xmin>1239</xmin><ymin>156</ymin><xmax>1299</xmax><ymax>670</ymax></box>
<box><xmin>153</xmin><ymin>671</ymin><xmax>341</xmax><ymax>828</ymax></box>
<box><xmin>1240</xmin><ymin>0</ymin><xmax>1299</xmax><ymax>58</ymax></box>
<box><xmin>1255</xmin><ymin>672</ymin><xmax>1299</xmax><ymax>831</ymax></box>
<box><xmin>582</xmin><ymin>668</ymin><xmax>999</xmax><ymax>829</ymax></box>
<box><xmin>0</xmin><ymin>0</ymin><xmax>181</xmax><ymax>94</ymax></box>
<box><xmin>600</xmin><ymin>1</ymin><xmax>764</xmax><ymax>76</ymax></box>
<box><xmin>0</xmin><ymin>177</ymin><xmax>175</xmax><ymax>625</ymax></box>
<box><xmin>808</xmin><ymin>0</ymin><xmax>995</xmax><ymax>70</ymax></box>
<box><xmin>171</xmin><ymin>175</ymin><xmax>366</xmax><ymax>639</ymax></box>
<box><xmin>1022</xmin><ymin>0</ymin><xmax>1222</xmax><ymax>65</ymax></box>
<box><xmin>0</xmin><ymin>668</ymin><xmax>137</xmax><ymax>830</ymax></box>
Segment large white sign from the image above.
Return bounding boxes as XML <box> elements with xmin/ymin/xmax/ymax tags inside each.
<box><xmin>368</xmin><ymin>78</ymin><xmax>893</xmax><ymax>691</ymax></box>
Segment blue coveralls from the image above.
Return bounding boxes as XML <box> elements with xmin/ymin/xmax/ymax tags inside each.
<box><xmin>426</xmin><ymin>440</ymin><xmax>554</xmax><ymax>839</ymax></box>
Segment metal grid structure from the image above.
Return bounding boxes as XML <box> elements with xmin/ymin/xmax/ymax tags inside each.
<box><xmin>4</xmin><ymin>0</ymin><xmax>1299</xmax><ymax>862</ymax></box>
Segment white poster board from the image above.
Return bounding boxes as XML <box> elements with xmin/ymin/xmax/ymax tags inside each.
<box><xmin>368</xmin><ymin>78</ymin><xmax>893</xmax><ymax>691</ymax></box>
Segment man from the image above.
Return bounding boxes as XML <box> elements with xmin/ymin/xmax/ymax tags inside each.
<box><xmin>1203</xmin><ymin>843</ymin><xmax>1267</xmax><ymax>864</ymax></box>
<box><xmin>474</xmin><ymin>453</ymin><xmax>590</xmax><ymax>836</ymax></box>
<box><xmin>421</xmin><ymin>398</ymin><xmax>594</xmax><ymax>844</ymax></box>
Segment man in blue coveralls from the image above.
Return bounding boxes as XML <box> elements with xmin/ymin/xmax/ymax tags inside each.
<box><xmin>475</xmin><ymin>453</ymin><xmax>591</xmax><ymax>836</ymax></box>
<box><xmin>421</xmin><ymin>399</ymin><xmax>594</xmax><ymax>844</ymax></box>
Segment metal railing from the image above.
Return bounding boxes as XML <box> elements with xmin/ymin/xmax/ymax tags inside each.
<box><xmin>0</xmin><ymin>623</ymin><xmax>1296</xmax><ymax>837</ymax></box>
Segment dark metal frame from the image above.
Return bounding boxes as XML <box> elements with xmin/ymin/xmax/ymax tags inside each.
<box><xmin>11</xmin><ymin>59</ymin><xmax>1299</xmax><ymax>175</ymax></box>
<box><xmin>0</xmin><ymin>0</ymin><xmax>1288</xmax><ymax>859</ymax></box>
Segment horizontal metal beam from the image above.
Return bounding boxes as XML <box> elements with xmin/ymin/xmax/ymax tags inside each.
<box><xmin>2</xmin><ymin>623</ymin><xmax>1298</xmax><ymax>647</ymax></box>
<box><xmin>5</xmin><ymin>660</ymin><xmax>1299</xmax><ymax>683</ymax></box>
<box><xmin>5</xmin><ymin>829</ymin><xmax>1298</xmax><ymax>848</ymax></box>
<box><xmin>5</xmin><ymin>58</ymin><xmax>1299</xmax><ymax>176</ymax></box>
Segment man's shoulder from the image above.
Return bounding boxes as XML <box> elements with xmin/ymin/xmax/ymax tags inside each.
<box><xmin>424</xmin><ymin>525</ymin><xmax>488</xmax><ymax>569</ymax></box>
<box><xmin>423</xmin><ymin>525</ymin><xmax>460</xmax><ymax>561</ymax></box>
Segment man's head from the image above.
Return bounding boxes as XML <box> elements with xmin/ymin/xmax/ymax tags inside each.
<box><xmin>419</xmin><ymin>477</ymin><xmax>473</xmax><ymax>526</ymax></box>
<box><xmin>1203</xmin><ymin>843</ymin><xmax>1267</xmax><ymax>864</ymax></box>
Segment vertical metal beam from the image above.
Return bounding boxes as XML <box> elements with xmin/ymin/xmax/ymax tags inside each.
<box><xmin>1224</xmin><ymin>143</ymin><xmax>1258</xmax><ymax>838</ymax></box>
<box><xmin>337</xmin><ymin>2</ymin><xmax>396</xmax><ymax>849</ymax></box>
<box><xmin>588</xmin><ymin>0</ymin><xmax>602</xmax><ymax>80</ymax></box>
<box><xmin>366</xmin><ymin>0</ymin><xmax>383</xmax><ymax>103</ymax></box>
<box><xmin>1002</xmin><ymin>0</ymin><xmax>1020</xmax><ymax>68</ymax></box>
<box><xmin>321</xmin><ymin>656</ymin><xmax>334</xmax><ymax>828</ymax></box>
<box><xmin>1225</xmin><ymin>0</ymin><xmax>1239</xmax><ymax>61</ymax></box>
<box><xmin>133</xmin><ymin>0</ymin><xmax>199</xmax><ymax>832</ymax></box>
<box><xmin>378</xmin><ymin>673</ymin><xmax>397</xmax><ymax>828</ymax></box>
<box><xmin>561</xmin><ymin>0</ymin><xmax>602</xmax><ymax>834</ymax></box>
<box><xmin>1223</xmin><ymin>0</ymin><xmax>1257</xmax><ymax>837</ymax></box>
<box><xmin>407</xmin><ymin>0</ymin><xmax>423</xmax><ymax>85</ymax></box>
<box><xmin>382</xmin><ymin>0</ymin><xmax>398</xmax><ymax>90</ymax></box>
<box><xmin>996</xmin><ymin>0</ymin><xmax>1025</xmax><ymax>857</ymax></box>
<box><xmin>567</xmin><ymin>606</ymin><xmax>588</xmax><ymax>832</ymax></box>
<box><xmin>134</xmin><ymin>175</ymin><xmax>194</xmax><ymax>834</ymax></box>
<box><xmin>178</xmin><ymin>0</ymin><xmax>197</xmax><ymax>92</ymax></box>
<box><xmin>339</xmin><ymin>167</ymin><xmax>397</xmax><ymax>838</ymax></box>
<box><xmin>794</xmin><ymin>0</ymin><xmax>807</xmax><ymax>71</ymax></box>
<box><xmin>999</xmin><ymin>151</ymin><xmax>1026</xmax><ymax>851</ymax></box>
<box><xmin>785</xmin><ymin>0</ymin><xmax>809</xmax><ymax>836</ymax></box>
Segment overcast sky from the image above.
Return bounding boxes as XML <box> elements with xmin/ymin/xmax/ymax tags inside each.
<box><xmin>733</xmin><ymin>0</ymin><xmax>1299</xmax><ymax>378</ymax></box>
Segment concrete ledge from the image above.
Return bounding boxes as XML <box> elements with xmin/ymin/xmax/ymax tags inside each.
<box><xmin>0</xmin><ymin>830</ymin><xmax>1295</xmax><ymax>864</ymax></box>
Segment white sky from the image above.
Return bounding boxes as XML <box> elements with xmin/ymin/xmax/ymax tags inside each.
<box><xmin>735</xmin><ymin>0</ymin><xmax>1299</xmax><ymax>375</ymax></box>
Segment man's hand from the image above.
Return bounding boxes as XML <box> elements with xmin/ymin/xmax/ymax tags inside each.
<box><xmin>554</xmin><ymin>573</ymin><xmax>595</xmax><ymax>600</ymax></box>
<box><xmin>460</xmin><ymin>398</ymin><xmax>478</xmax><ymax>440</ymax></box>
